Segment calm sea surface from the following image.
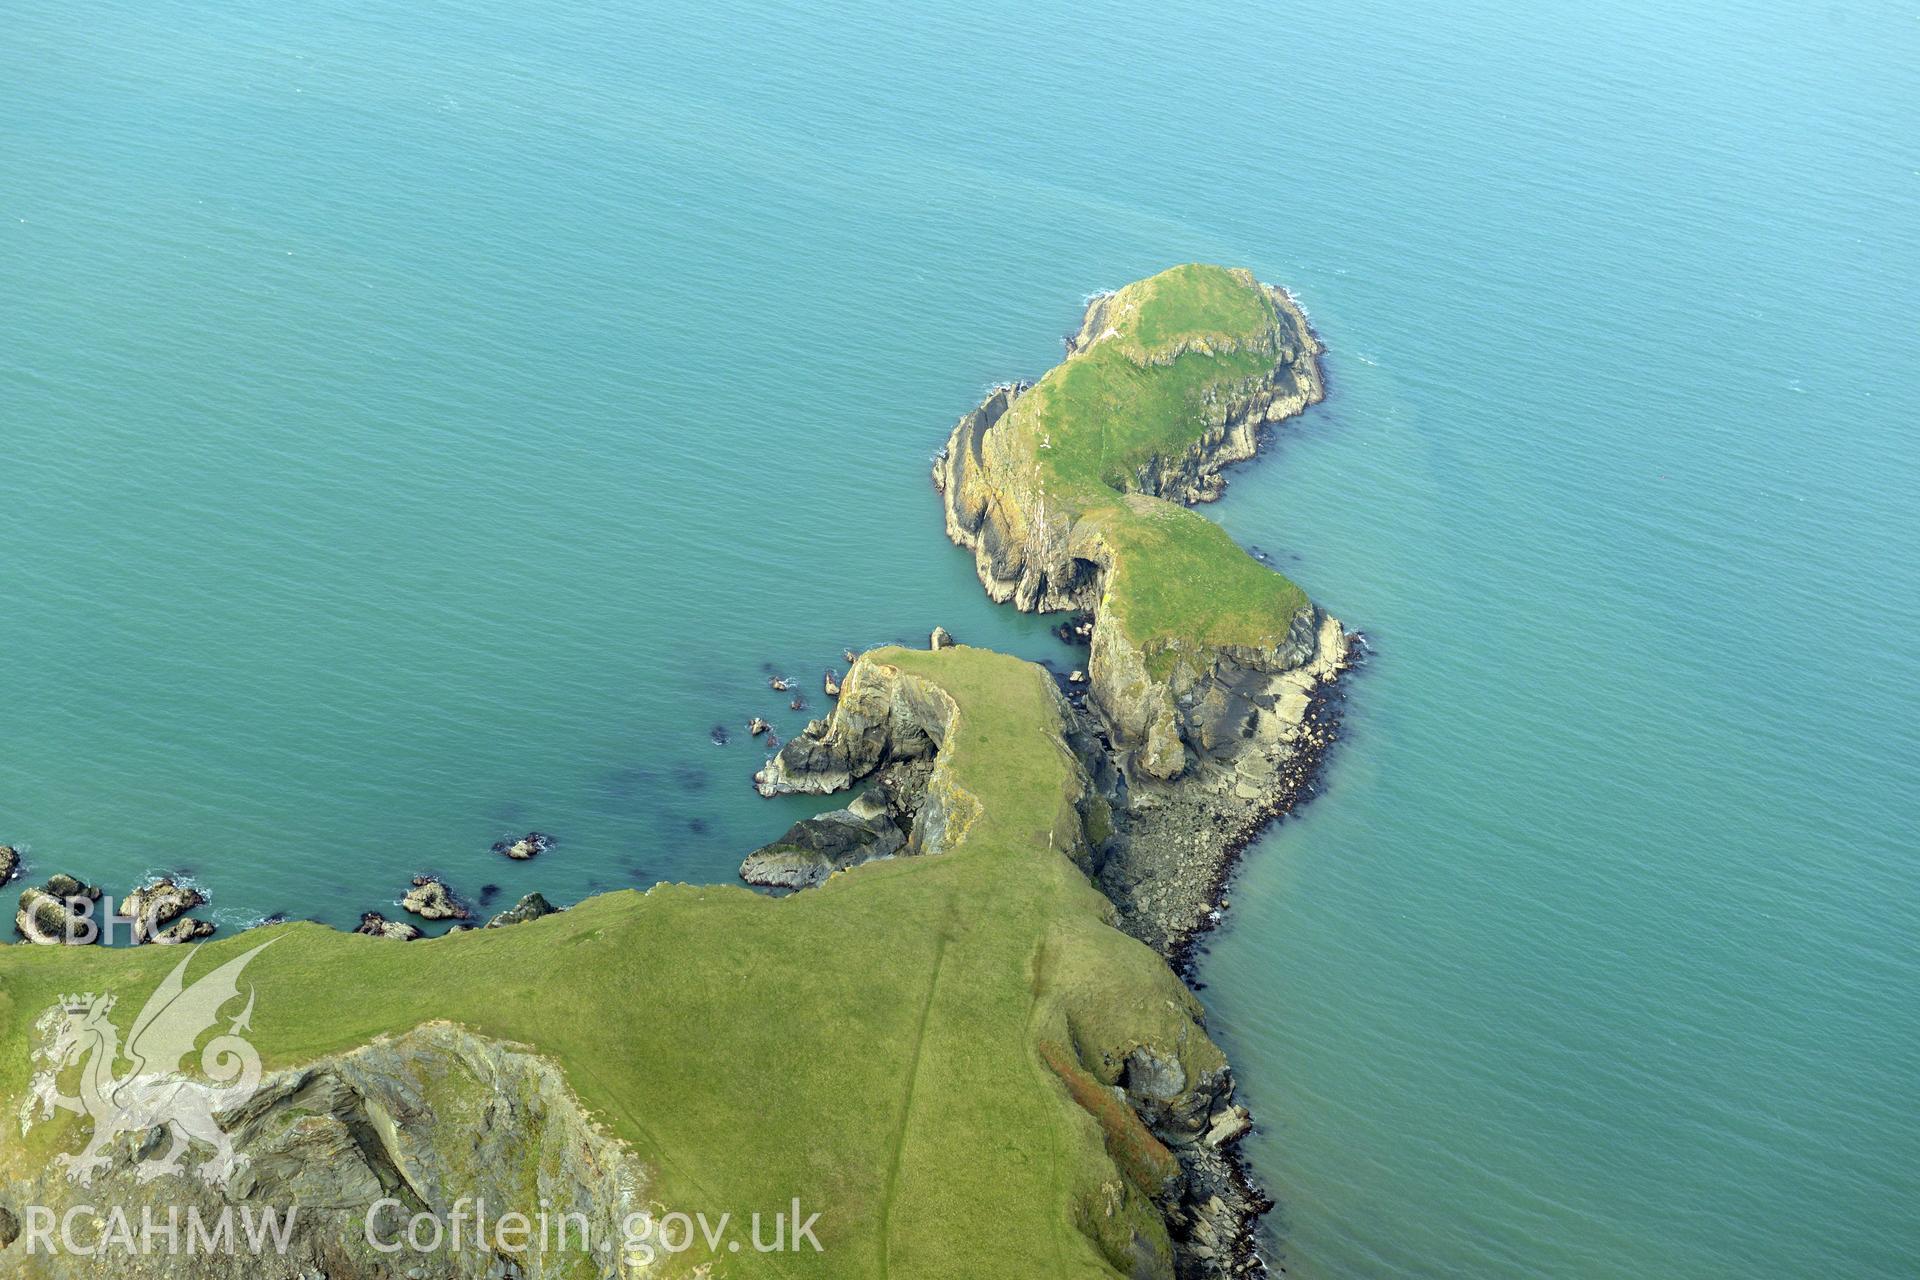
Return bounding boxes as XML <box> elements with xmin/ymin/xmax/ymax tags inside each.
<box><xmin>4</xmin><ymin>0</ymin><xmax>1916</xmax><ymax>1274</ymax></box>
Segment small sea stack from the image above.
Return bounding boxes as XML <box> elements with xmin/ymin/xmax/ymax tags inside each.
<box><xmin>356</xmin><ymin>912</ymin><xmax>421</xmax><ymax>941</ymax></box>
<box><xmin>492</xmin><ymin>831</ymin><xmax>553</xmax><ymax>861</ymax></box>
<box><xmin>125</xmin><ymin>877</ymin><xmax>214</xmax><ymax>944</ymax></box>
<box><xmin>402</xmin><ymin>875</ymin><xmax>470</xmax><ymax>922</ymax></box>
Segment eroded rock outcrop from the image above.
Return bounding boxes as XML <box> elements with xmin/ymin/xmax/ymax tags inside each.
<box><xmin>354</xmin><ymin>912</ymin><xmax>420</xmax><ymax>941</ymax></box>
<box><xmin>754</xmin><ymin>652</ymin><xmax>1006</xmax><ymax>864</ymax></box>
<box><xmin>400</xmin><ymin>875</ymin><xmax>468</xmax><ymax>922</ymax></box>
<box><xmin>485</xmin><ymin>891</ymin><xmax>558</xmax><ymax>928</ymax></box>
<box><xmin>15</xmin><ymin>876</ymin><xmax>101</xmax><ymax>945</ymax></box>
<box><xmin>125</xmin><ymin>877</ymin><xmax>215</xmax><ymax>945</ymax></box>
<box><xmin>739</xmin><ymin>789</ymin><xmax>907</xmax><ymax>888</ymax></box>
<box><xmin>2</xmin><ymin>1022</ymin><xmax>651</xmax><ymax>1279</ymax></box>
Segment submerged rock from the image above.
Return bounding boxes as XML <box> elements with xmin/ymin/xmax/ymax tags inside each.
<box><xmin>125</xmin><ymin>877</ymin><xmax>213</xmax><ymax>944</ymax></box>
<box><xmin>492</xmin><ymin>831</ymin><xmax>552</xmax><ymax>861</ymax></box>
<box><xmin>486</xmin><ymin>891</ymin><xmax>559</xmax><ymax>929</ymax></box>
<box><xmin>711</xmin><ymin>724</ymin><xmax>730</xmax><ymax>746</ymax></box>
<box><xmin>739</xmin><ymin>798</ymin><xmax>908</xmax><ymax>889</ymax></box>
<box><xmin>355</xmin><ymin>912</ymin><xmax>421</xmax><ymax>941</ymax></box>
<box><xmin>401</xmin><ymin>875</ymin><xmax>469</xmax><ymax>922</ymax></box>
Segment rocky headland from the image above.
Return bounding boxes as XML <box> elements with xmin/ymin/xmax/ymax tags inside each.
<box><xmin>753</xmin><ymin>264</ymin><xmax>1352</xmax><ymax>1275</ymax></box>
<box><xmin>0</xmin><ymin>264</ymin><xmax>1349</xmax><ymax>1280</ymax></box>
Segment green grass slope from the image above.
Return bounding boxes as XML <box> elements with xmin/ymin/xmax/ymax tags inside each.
<box><xmin>0</xmin><ymin>648</ymin><xmax>1219</xmax><ymax>1280</ymax></box>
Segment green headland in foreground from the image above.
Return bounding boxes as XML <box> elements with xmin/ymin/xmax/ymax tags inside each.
<box><xmin>0</xmin><ymin>265</ymin><xmax>1324</xmax><ymax>1279</ymax></box>
<box><xmin>1</xmin><ymin>649</ymin><xmax>1215</xmax><ymax>1277</ymax></box>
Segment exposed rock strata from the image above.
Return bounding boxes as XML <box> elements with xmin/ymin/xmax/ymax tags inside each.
<box><xmin>739</xmin><ymin>789</ymin><xmax>908</xmax><ymax>888</ymax></box>
<box><xmin>755</xmin><ymin>652</ymin><xmax>1058</xmax><ymax>866</ymax></box>
<box><xmin>125</xmin><ymin>877</ymin><xmax>215</xmax><ymax>944</ymax></box>
<box><xmin>486</xmin><ymin>891</ymin><xmax>558</xmax><ymax>928</ymax></box>
<box><xmin>400</xmin><ymin>875</ymin><xmax>468</xmax><ymax>922</ymax></box>
<box><xmin>354</xmin><ymin>912</ymin><xmax>420</xmax><ymax>941</ymax></box>
<box><xmin>2</xmin><ymin>1022</ymin><xmax>650</xmax><ymax>1279</ymax></box>
<box><xmin>14</xmin><ymin>876</ymin><xmax>101</xmax><ymax>945</ymax></box>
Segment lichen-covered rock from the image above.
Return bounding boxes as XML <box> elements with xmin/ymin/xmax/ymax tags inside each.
<box><xmin>485</xmin><ymin>890</ymin><xmax>558</xmax><ymax>928</ymax></box>
<box><xmin>400</xmin><ymin>875</ymin><xmax>468</xmax><ymax>921</ymax></box>
<box><xmin>355</xmin><ymin>911</ymin><xmax>420</xmax><ymax>941</ymax></box>
<box><xmin>492</xmin><ymin>830</ymin><xmax>552</xmax><ymax>860</ymax></box>
<box><xmin>124</xmin><ymin>877</ymin><xmax>213</xmax><ymax>944</ymax></box>
<box><xmin>14</xmin><ymin>875</ymin><xmax>101</xmax><ymax>945</ymax></box>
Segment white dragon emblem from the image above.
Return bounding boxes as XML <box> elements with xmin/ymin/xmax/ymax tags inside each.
<box><xmin>24</xmin><ymin>941</ymin><xmax>273</xmax><ymax>1190</ymax></box>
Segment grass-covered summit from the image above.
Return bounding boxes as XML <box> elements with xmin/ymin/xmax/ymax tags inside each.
<box><xmin>935</xmin><ymin>264</ymin><xmax>1333</xmax><ymax>776</ymax></box>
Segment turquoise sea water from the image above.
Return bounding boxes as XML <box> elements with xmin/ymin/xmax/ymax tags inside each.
<box><xmin>4</xmin><ymin>0</ymin><xmax>1916</xmax><ymax>1275</ymax></box>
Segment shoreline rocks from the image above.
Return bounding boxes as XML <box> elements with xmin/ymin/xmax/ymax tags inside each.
<box><xmin>125</xmin><ymin>877</ymin><xmax>215</xmax><ymax>945</ymax></box>
<box><xmin>739</xmin><ymin>791</ymin><xmax>908</xmax><ymax>889</ymax></box>
<box><xmin>15</xmin><ymin>875</ymin><xmax>101</xmax><ymax>945</ymax></box>
<box><xmin>401</xmin><ymin>875</ymin><xmax>469</xmax><ymax>922</ymax></box>
<box><xmin>486</xmin><ymin>891</ymin><xmax>558</xmax><ymax>929</ymax></box>
<box><xmin>0</xmin><ymin>846</ymin><xmax>19</xmax><ymax>886</ymax></box>
<box><xmin>492</xmin><ymin>831</ymin><xmax>552</xmax><ymax>861</ymax></box>
<box><xmin>356</xmin><ymin>912</ymin><xmax>421</xmax><ymax>941</ymax></box>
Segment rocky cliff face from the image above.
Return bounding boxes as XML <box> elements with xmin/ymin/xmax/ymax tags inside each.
<box><xmin>932</xmin><ymin>279</ymin><xmax>1342</xmax><ymax>781</ymax></box>
<box><xmin>756</xmin><ymin>651</ymin><xmax>1101</xmax><ymax>871</ymax></box>
<box><xmin>2</xmin><ymin>1023</ymin><xmax>648</xmax><ymax>1279</ymax></box>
